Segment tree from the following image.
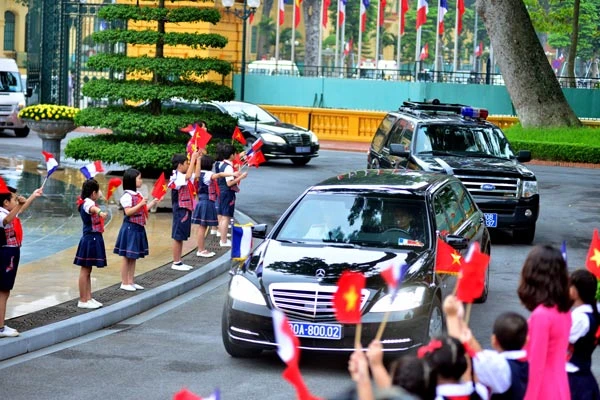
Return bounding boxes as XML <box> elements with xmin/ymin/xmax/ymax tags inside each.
<box><xmin>66</xmin><ymin>0</ymin><xmax>238</xmax><ymax>171</ymax></box>
<box><xmin>476</xmin><ymin>0</ymin><xmax>581</xmax><ymax>127</ymax></box>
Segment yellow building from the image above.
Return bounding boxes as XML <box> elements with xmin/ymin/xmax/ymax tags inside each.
<box><xmin>1</xmin><ymin>1</ymin><xmax>28</xmax><ymax>73</ymax></box>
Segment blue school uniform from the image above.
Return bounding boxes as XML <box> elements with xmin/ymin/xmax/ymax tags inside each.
<box><xmin>113</xmin><ymin>190</ymin><xmax>149</xmax><ymax>259</ymax></box>
<box><xmin>217</xmin><ymin>160</ymin><xmax>236</xmax><ymax>218</ymax></box>
<box><xmin>192</xmin><ymin>171</ymin><xmax>218</xmax><ymax>227</ymax></box>
<box><xmin>0</xmin><ymin>207</ymin><xmax>21</xmax><ymax>291</ymax></box>
<box><xmin>568</xmin><ymin>306</ymin><xmax>600</xmax><ymax>400</ymax></box>
<box><xmin>74</xmin><ymin>198</ymin><xmax>107</xmax><ymax>267</ymax></box>
<box><xmin>491</xmin><ymin>357</ymin><xmax>528</xmax><ymax>400</ymax></box>
<box><xmin>170</xmin><ymin>171</ymin><xmax>194</xmax><ymax>241</ymax></box>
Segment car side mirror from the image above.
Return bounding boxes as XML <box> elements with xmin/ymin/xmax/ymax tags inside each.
<box><xmin>252</xmin><ymin>224</ymin><xmax>268</xmax><ymax>239</ymax></box>
<box><xmin>26</xmin><ymin>87</ymin><xmax>33</xmax><ymax>97</ymax></box>
<box><xmin>516</xmin><ymin>150</ymin><xmax>531</xmax><ymax>163</ymax></box>
<box><xmin>444</xmin><ymin>234</ymin><xmax>469</xmax><ymax>250</ymax></box>
<box><xmin>389</xmin><ymin>143</ymin><xmax>410</xmax><ymax>158</ymax></box>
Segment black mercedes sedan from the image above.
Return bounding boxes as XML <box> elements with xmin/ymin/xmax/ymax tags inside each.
<box><xmin>222</xmin><ymin>170</ymin><xmax>491</xmax><ymax>357</ymax></box>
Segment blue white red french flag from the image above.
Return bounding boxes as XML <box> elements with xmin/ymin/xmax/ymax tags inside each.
<box><xmin>172</xmin><ymin>388</ymin><xmax>220</xmax><ymax>400</ymax></box>
<box><xmin>381</xmin><ymin>260</ymin><xmax>409</xmax><ymax>300</ymax></box>
<box><xmin>41</xmin><ymin>151</ymin><xmax>58</xmax><ymax>177</ymax></box>
<box><xmin>79</xmin><ymin>160</ymin><xmax>104</xmax><ymax>179</ymax></box>
<box><xmin>231</xmin><ymin>225</ymin><xmax>253</xmax><ymax>259</ymax></box>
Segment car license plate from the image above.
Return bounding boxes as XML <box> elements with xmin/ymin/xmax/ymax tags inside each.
<box><xmin>483</xmin><ymin>213</ymin><xmax>498</xmax><ymax>228</ymax></box>
<box><xmin>289</xmin><ymin>321</ymin><xmax>342</xmax><ymax>340</ymax></box>
<box><xmin>296</xmin><ymin>146</ymin><xmax>311</xmax><ymax>153</ymax></box>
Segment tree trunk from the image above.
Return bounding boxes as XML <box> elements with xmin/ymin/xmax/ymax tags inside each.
<box><xmin>566</xmin><ymin>0</ymin><xmax>580</xmax><ymax>88</ymax></box>
<box><xmin>476</xmin><ymin>0</ymin><xmax>581</xmax><ymax>127</ymax></box>
<box><xmin>303</xmin><ymin>0</ymin><xmax>320</xmax><ymax>77</ymax></box>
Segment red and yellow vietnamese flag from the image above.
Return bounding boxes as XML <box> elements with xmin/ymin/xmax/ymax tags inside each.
<box><xmin>232</xmin><ymin>126</ymin><xmax>247</xmax><ymax>145</ymax></box>
<box><xmin>106</xmin><ymin>177</ymin><xmax>122</xmax><ymax>202</ymax></box>
<box><xmin>333</xmin><ymin>271</ymin><xmax>365</xmax><ymax>324</ymax></box>
<box><xmin>151</xmin><ymin>172</ymin><xmax>167</xmax><ymax>199</ymax></box>
<box><xmin>435</xmin><ymin>237</ymin><xmax>462</xmax><ymax>275</ymax></box>
<box><xmin>295</xmin><ymin>0</ymin><xmax>303</xmax><ymax>28</ymax></box>
<box><xmin>586</xmin><ymin>229</ymin><xmax>600</xmax><ymax>278</ymax></box>
<box><xmin>455</xmin><ymin>242</ymin><xmax>489</xmax><ymax>303</ymax></box>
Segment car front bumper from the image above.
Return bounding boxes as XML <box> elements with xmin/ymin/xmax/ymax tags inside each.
<box><xmin>262</xmin><ymin>143</ymin><xmax>320</xmax><ymax>160</ymax></box>
<box><xmin>474</xmin><ymin>195</ymin><xmax>539</xmax><ymax>230</ymax></box>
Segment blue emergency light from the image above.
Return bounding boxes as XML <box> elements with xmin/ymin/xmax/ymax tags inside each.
<box><xmin>461</xmin><ymin>107</ymin><xmax>489</xmax><ymax>120</ymax></box>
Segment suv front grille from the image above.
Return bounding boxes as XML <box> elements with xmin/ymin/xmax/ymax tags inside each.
<box><xmin>269</xmin><ymin>282</ymin><xmax>369</xmax><ymax>321</ymax></box>
<box><xmin>0</xmin><ymin>105</ymin><xmax>14</xmax><ymax>115</ymax></box>
<box><xmin>286</xmin><ymin>133</ymin><xmax>311</xmax><ymax>146</ymax></box>
<box><xmin>454</xmin><ymin>175</ymin><xmax>519</xmax><ymax>198</ymax></box>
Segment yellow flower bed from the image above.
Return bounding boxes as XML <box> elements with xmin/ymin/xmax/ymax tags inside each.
<box><xmin>18</xmin><ymin>104</ymin><xmax>79</xmax><ymax>122</ymax></box>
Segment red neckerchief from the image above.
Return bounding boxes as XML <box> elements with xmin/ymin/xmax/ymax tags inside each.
<box><xmin>13</xmin><ymin>217</ymin><xmax>23</xmax><ymax>246</ymax></box>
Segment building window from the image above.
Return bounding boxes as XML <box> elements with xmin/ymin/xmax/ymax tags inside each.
<box><xmin>250</xmin><ymin>26</ymin><xmax>257</xmax><ymax>54</ymax></box>
<box><xmin>4</xmin><ymin>11</ymin><xmax>16</xmax><ymax>51</ymax></box>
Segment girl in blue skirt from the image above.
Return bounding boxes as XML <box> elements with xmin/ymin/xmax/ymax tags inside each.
<box><xmin>113</xmin><ymin>169</ymin><xmax>161</xmax><ymax>292</ymax></box>
<box><xmin>74</xmin><ymin>178</ymin><xmax>107</xmax><ymax>309</ymax></box>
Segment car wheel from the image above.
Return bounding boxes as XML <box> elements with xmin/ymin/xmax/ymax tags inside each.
<box><xmin>291</xmin><ymin>157</ymin><xmax>311</xmax><ymax>166</ymax></box>
<box><xmin>221</xmin><ymin>304</ymin><xmax>262</xmax><ymax>358</ymax></box>
<box><xmin>514</xmin><ymin>225</ymin><xmax>536</xmax><ymax>244</ymax></box>
<box><xmin>370</xmin><ymin>158</ymin><xmax>380</xmax><ymax>170</ymax></box>
<box><xmin>13</xmin><ymin>127</ymin><xmax>30</xmax><ymax>138</ymax></box>
<box><xmin>427</xmin><ymin>295</ymin><xmax>445</xmax><ymax>340</ymax></box>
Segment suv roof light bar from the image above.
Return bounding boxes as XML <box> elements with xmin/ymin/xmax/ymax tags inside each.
<box><xmin>399</xmin><ymin>99</ymin><xmax>468</xmax><ymax>114</ymax></box>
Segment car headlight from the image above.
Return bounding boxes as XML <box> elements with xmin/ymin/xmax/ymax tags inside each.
<box><xmin>309</xmin><ymin>131</ymin><xmax>319</xmax><ymax>144</ymax></box>
<box><xmin>521</xmin><ymin>180</ymin><xmax>538</xmax><ymax>198</ymax></box>
<box><xmin>229</xmin><ymin>275</ymin><xmax>267</xmax><ymax>305</ymax></box>
<box><xmin>370</xmin><ymin>286</ymin><xmax>426</xmax><ymax>312</ymax></box>
<box><xmin>260</xmin><ymin>133</ymin><xmax>286</xmax><ymax>144</ymax></box>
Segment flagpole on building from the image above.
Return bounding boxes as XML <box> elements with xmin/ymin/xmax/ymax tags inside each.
<box><xmin>341</xmin><ymin>18</ymin><xmax>346</xmax><ymax>74</ymax></box>
<box><xmin>275</xmin><ymin>0</ymin><xmax>281</xmax><ymax>71</ymax></box>
<box><xmin>291</xmin><ymin>1</ymin><xmax>296</xmax><ymax>63</ymax></box>
<box><xmin>473</xmin><ymin>8</ymin><xmax>478</xmax><ymax>72</ymax></box>
<box><xmin>452</xmin><ymin>0</ymin><xmax>459</xmax><ymax>74</ymax></box>
<box><xmin>318</xmin><ymin>0</ymin><xmax>324</xmax><ymax>75</ymax></box>
<box><xmin>375</xmin><ymin>0</ymin><xmax>381</xmax><ymax>66</ymax></box>
<box><xmin>396</xmin><ymin>0</ymin><xmax>402</xmax><ymax>72</ymax></box>
<box><xmin>415</xmin><ymin>26</ymin><xmax>422</xmax><ymax>78</ymax></box>
<box><xmin>357</xmin><ymin>3</ymin><xmax>364</xmax><ymax>79</ymax></box>
<box><xmin>434</xmin><ymin>0</ymin><xmax>441</xmax><ymax>81</ymax></box>
<box><xmin>335</xmin><ymin>1</ymin><xmax>340</xmax><ymax>69</ymax></box>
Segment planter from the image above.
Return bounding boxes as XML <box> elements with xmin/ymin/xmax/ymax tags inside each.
<box><xmin>23</xmin><ymin>119</ymin><xmax>76</xmax><ymax>166</ymax></box>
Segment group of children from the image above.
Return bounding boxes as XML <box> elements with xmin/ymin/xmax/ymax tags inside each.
<box><xmin>72</xmin><ymin>141</ymin><xmax>247</xmax><ymax>309</ymax></box>
<box><xmin>344</xmin><ymin>244</ymin><xmax>600</xmax><ymax>400</ymax></box>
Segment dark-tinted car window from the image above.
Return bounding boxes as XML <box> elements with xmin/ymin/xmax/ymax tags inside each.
<box><xmin>371</xmin><ymin>114</ymin><xmax>398</xmax><ymax>153</ymax></box>
<box><xmin>452</xmin><ymin>182</ymin><xmax>476</xmax><ymax>219</ymax></box>
<box><xmin>416</xmin><ymin>124</ymin><xmax>514</xmax><ymax>157</ymax></box>
<box><xmin>434</xmin><ymin>185</ymin><xmax>466</xmax><ymax>232</ymax></box>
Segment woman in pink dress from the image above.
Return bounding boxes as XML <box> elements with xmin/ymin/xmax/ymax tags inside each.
<box><xmin>518</xmin><ymin>244</ymin><xmax>573</xmax><ymax>400</ymax></box>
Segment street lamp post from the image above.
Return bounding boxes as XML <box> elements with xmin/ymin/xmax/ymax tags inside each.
<box><xmin>221</xmin><ymin>0</ymin><xmax>260</xmax><ymax>102</ymax></box>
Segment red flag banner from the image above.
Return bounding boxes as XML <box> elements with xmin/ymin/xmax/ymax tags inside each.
<box><xmin>232</xmin><ymin>126</ymin><xmax>247</xmax><ymax>145</ymax></box>
<box><xmin>586</xmin><ymin>229</ymin><xmax>600</xmax><ymax>278</ymax></box>
<box><xmin>151</xmin><ymin>172</ymin><xmax>167</xmax><ymax>199</ymax></box>
<box><xmin>0</xmin><ymin>176</ymin><xmax>9</xmax><ymax>194</ymax></box>
<box><xmin>435</xmin><ymin>237</ymin><xmax>462</xmax><ymax>275</ymax></box>
<box><xmin>333</xmin><ymin>271</ymin><xmax>365</xmax><ymax>324</ymax></box>
<box><xmin>247</xmin><ymin>150</ymin><xmax>266</xmax><ymax>168</ymax></box>
<box><xmin>455</xmin><ymin>242</ymin><xmax>489</xmax><ymax>303</ymax></box>
<box><xmin>400</xmin><ymin>0</ymin><xmax>409</xmax><ymax>35</ymax></box>
<box><xmin>193</xmin><ymin>126</ymin><xmax>212</xmax><ymax>150</ymax></box>
<box><xmin>106</xmin><ymin>177</ymin><xmax>122</xmax><ymax>202</ymax></box>
<box><xmin>322</xmin><ymin>0</ymin><xmax>330</xmax><ymax>27</ymax></box>
<box><xmin>379</xmin><ymin>0</ymin><xmax>386</xmax><ymax>27</ymax></box>
<box><xmin>457</xmin><ymin>0</ymin><xmax>465</xmax><ymax>33</ymax></box>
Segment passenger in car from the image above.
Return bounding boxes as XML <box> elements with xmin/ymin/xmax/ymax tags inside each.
<box><xmin>387</xmin><ymin>208</ymin><xmax>425</xmax><ymax>243</ymax></box>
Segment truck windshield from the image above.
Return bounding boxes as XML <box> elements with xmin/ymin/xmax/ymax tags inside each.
<box><xmin>0</xmin><ymin>71</ymin><xmax>23</xmax><ymax>93</ymax></box>
<box><xmin>415</xmin><ymin>124</ymin><xmax>515</xmax><ymax>159</ymax></box>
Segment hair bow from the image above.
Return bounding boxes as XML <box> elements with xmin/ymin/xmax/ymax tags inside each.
<box><xmin>417</xmin><ymin>339</ymin><xmax>443</xmax><ymax>359</ymax></box>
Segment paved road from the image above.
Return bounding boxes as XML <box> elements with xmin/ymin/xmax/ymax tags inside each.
<box><xmin>1</xmin><ymin>137</ymin><xmax>600</xmax><ymax>399</ymax></box>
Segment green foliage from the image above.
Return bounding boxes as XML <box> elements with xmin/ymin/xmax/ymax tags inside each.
<box><xmin>74</xmin><ymin>106</ymin><xmax>237</xmax><ymax>141</ymax></box>
<box><xmin>92</xmin><ymin>30</ymin><xmax>228</xmax><ymax>49</ymax></box>
<box><xmin>505</xmin><ymin>125</ymin><xmax>600</xmax><ymax>163</ymax></box>
<box><xmin>88</xmin><ymin>54</ymin><xmax>232</xmax><ymax>77</ymax></box>
<box><xmin>98</xmin><ymin>4</ymin><xmax>220</xmax><ymax>24</ymax></box>
<box><xmin>81</xmin><ymin>79</ymin><xmax>234</xmax><ymax>103</ymax></box>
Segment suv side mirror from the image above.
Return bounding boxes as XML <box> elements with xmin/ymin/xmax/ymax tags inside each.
<box><xmin>516</xmin><ymin>150</ymin><xmax>531</xmax><ymax>163</ymax></box>
<box><xmin>252</xmin><ymin>224</ymin><xmax>268</xmax><ymax>239</ymax></box>
<box><xmin>389</xmin><ymin>143</ymin><xmax>410</xmax><ymax>158</ymax></box>
<box><xmin>444</xmin><ymin>234</ymin><xmax>469</xmax><ymax>250</ymax></box>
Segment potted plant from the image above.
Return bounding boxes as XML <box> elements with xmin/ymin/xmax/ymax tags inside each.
<box><xmin>19</xmin><ymin>104</ymin><xmax>80</xmax><ymax>165</ymax></box>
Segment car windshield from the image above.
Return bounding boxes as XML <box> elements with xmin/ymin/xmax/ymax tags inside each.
<box><xmin>0</xmin><ymin>71</ymin><xmax>23</xmax><ymax>93</ymax></box>
<box><xmin>414</xmin><ymin>124</ymin><xmax>515</xmax><ymax>159</ymax></box>
<box><xmin>276</xmin><ymin>192</ymin><xmax>430</xmax><ymax>250</ymax></box>
<box><xmin>221</xmin><ymin>103</ymin><xmax>278</xmax><ymax>123</ymax></box>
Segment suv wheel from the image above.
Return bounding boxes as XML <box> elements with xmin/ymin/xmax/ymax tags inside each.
<box><xmin>13</xmin><ymin>127</ymin><xmax>30</xmax><ymax>138</ymax></box>
<box><xmin>427</xmin><ymin>296</ymin><xmax>445</xmax><ymax>340</ymax></box>
<box><xmin>291</xmin><ymin>157</ymin><xmax>310</xmax><ymax>166</ymax></box>
<box><xmin>514</xmin><ymin>226</ymin><xmax>536</xmax><ymax>244</ymax></box>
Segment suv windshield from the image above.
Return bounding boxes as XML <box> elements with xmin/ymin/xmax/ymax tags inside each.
<box><xmin>276</xmin><ymin>193</ymin><xmax>430</xmax><ymax>249</ymax></box>
<box><xmin>415</xmin><ymin>124</ymin><xmax>515</xmax><ymax>159</ymax></box>
<box><xmin>222</xmin><ymin>103</ymin><xmax>278</xmax><ymax>123</ymax></box>
<box><xmin>0</xmin><ymin>71</ymin><xmax>23</xmax><ymax>93</ymax></box>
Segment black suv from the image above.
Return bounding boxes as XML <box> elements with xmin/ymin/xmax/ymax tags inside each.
<box><xmin>367</xmin><ymin>100</ymin><xmax>539</xmax><ymax>243</ymax></box>
<box><xmin>222</xmin><ymin>169</ymin><xmax>490</xmax><ymax>357</ymax></box>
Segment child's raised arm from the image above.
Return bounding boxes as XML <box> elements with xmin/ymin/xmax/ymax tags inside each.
<box><xmin>16</xmin><ymin>188</ymin><xmax>43</xmax><ymax>215</ymax></box>
<box><xmin>186</xmin><ymin>150</ymin><xmax>200</xmax><ymax>181</ymax></box>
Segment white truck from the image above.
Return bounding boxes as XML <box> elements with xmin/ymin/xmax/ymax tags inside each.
<box><xmin>0</xmin><ymin>58</ymin><xmax>30</xmax><ymax>137</ymax></box>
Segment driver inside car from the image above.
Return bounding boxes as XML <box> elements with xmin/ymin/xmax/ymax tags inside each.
<box><xmin>386</xmin><ymin>207</ymin><xmax>425</xmax><ymax>244</ymax></box>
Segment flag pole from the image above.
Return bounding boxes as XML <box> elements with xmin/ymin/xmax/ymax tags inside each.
<box><xmin>340</xmin><ymin>16</ymin><xmax>346</xmax><ymax>75</ymax></box>
<box><xmin>275</xmin><ymin>0</ymin><xmax>281</xmax><ymax>72</ymax></box>
<box><xmin>375</xmin><ymin>0</ymin><xmax>381</xmax><ymax>67</ymax></box>
<box><xmin>40</xmin><ymin>176</ymin><xmax>48</xmax><ymax>190</ymax></box>
<box><xmin>374</xmin><ymin>310</ymin><xmax>390</xmax><ymax>341</ymax></box>
<box><xmin>464</xmin><ymin>302</ymin><xmax>473</xmax><ymax>325</ymax></box>
<box><xmin>357</xmin><ymin>3</ymin><xmax>364</xmax><ymax>79</ymax></box>
<box><xmin>434</xmin><ymin>0</ymin><xmax>441</xmax><ymax>82</ymax></box>
<box><xmin>473</xmin><ymin>7</ymin><xmax>478</xmax><ymax>72</ymax></box>
<box><xmin>452</xmin><ymin>0</ymin><xmax>459</xmax><ymax>74</ymax></box>
<box><xmin>318</xmin><ymin>0</ymin><xmax>324</xmax><ymax>75</ymax></box>
<box><xmin>354</xmin><ymin>323</ymin><xmax>362</xmax><ymax>349</ymax></box>
<box><xmin>291</xmin><ymin>2</ymin><xmax>296</xmax><ymax>64</ymax></box>
<box><xmin>335</xmin><ymin>1</ymin><xmax>340</xmax><ymax>70</ymax></box>
<box><xmin>396</xmin><ymin>0</ymin><xmax>402</xmax><ymax>73</ymax></box>
<box><xmin>415</xmin><ymin>26</ymin><xmax>422</xmax><ymax>80</ymax></box>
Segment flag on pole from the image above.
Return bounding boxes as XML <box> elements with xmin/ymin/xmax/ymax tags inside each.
<box><xmin>279</xmin><ymin>0</ymin><xmax>285</xmax><ymax>25</ymax></box>
<box><xmin>360</xmin><ymin>0</ymin><xmax>370</xmax><ymax>32</ymax></box>
<box><xmin>380</xmin><ymin>260</ymin><xmax>409</xmax><ymax>301</ymax></box>
<box><xmin>338</xmin><ymin>0</ymin><xmax>347</xmax><ymax>26</ymax></box>
<box><xmin>586</xmin><ymin>229</ymin><xmax>600</xmax><ymax>279</ymax></box>
<box><xmin>106</xmin><ymin>177</ymin><xmax>122</xmax><ymax>202</ymax></box>
<box><xmin>151</xmin><ymin>172</ymin><xmax>168</xmax><ymax>199</ymax></box>
<box><xmin>232</xmin><ymin>126</ymin><xmax>247</xmax><ymax>145</ymax></box>
<box><xmin>475</xmin><ymin>41</ymin><xmax>483</xmax><ymax>57</ymax></box>
<box><xmin>333</xmin><ymin>271</ymin><xmax>365</xmax><ymax>324</ymax></box>
<box><xmin>323</xmin><ymin>0</ymin><xmax>331</xmax><ymax>27</ymax></box>
<box><xmin>344</xmin><ymin>38</ymin><xmax>353</xmax><ymax>56</ymax></box>
<box><xmin>435</xmin><ymin>237</ymin><xmax>462</xmax><ymax>275</ymax></box>
<box><xmin>247</xmin><ymin>150</ymin><xmax>267</xmax><ymax>168</ymax></box>
<box><xmin>379</xmin><ymin>0</ymin><xmax>387</xmax><ymax>26</ymax></box>
<box><xmin>173</xmin><ymin>388</ymin><xmax>220</xmax><ymax>400</ymax></box>
<box><xmin>42</xmin><ymin>151</ymin><xmax>58</xmax><ymax>177</ymax></box>
<box><xmin>295</xmin><ymin>0</ymin><xmax>303</xmax><ymax>27</ymax></box>
<box><xmin>456</xmin><ymin>0</ymin><xmax>465</xmax><ymax>33</ymax></box>
<box><xmin>249</xmin><ymin>11</ymin><xmax>255</xmax><ymax>24</ymax></box>
<box><xmin>419</xmin><ymin>43</ymin><xmax>429</xmax><ymax>60</ymax></box>
<box><xmin>438</xmin><ymin>0</ymin><xmax>448</xmax><ymax>34</ymax></box>
<box><xmin>231</xmin><ymin>224</ymin><xmax>253</xmax><ymax>260</ymax></box>
<box><xmin>400</xmin><ymin>0</ymin><xmax>409</xmax><ymax>35</ymax></box>
<box><xmin>0</xmin><ymin>176</ymin><xmax>9</xmax><ymax>194</ymax></box>
<box><xmin>416</xmin><ymin>0</ymin><xmax>428</xmax><ymax>30</ymax></box>
<box><xmin>79</xmin><ymin>160</ymin><xmax>105</xmax><ymax>179</ymax></box>
<box><xmin>455</xmin><ymin>242</ymin><xmax>489</xmax><ymax>303</ymax></box>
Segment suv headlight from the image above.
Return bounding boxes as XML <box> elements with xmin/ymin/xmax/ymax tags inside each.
<box><xmin>370</xmin><ymin>286</ymin><xmax>426</xmax><ymax>312</ymax></box>
<box><xmin>521</xmin><ymin>180</ymin><xmax>538</xmax><ymax>198</ymax></box>
<box><xmin>309</xmin><ymin>131</ymin><xmax>319</xmax><ymax>144</ymax></box>
<box><xmin>229</xmin><ymin>275</ymin><xmax>267</xmax><ymax>305</ymax></box>
<box><xmin>261</xmin><ymin>133</ymin><xmax>286</xmax><ymax>144</ymax></box>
